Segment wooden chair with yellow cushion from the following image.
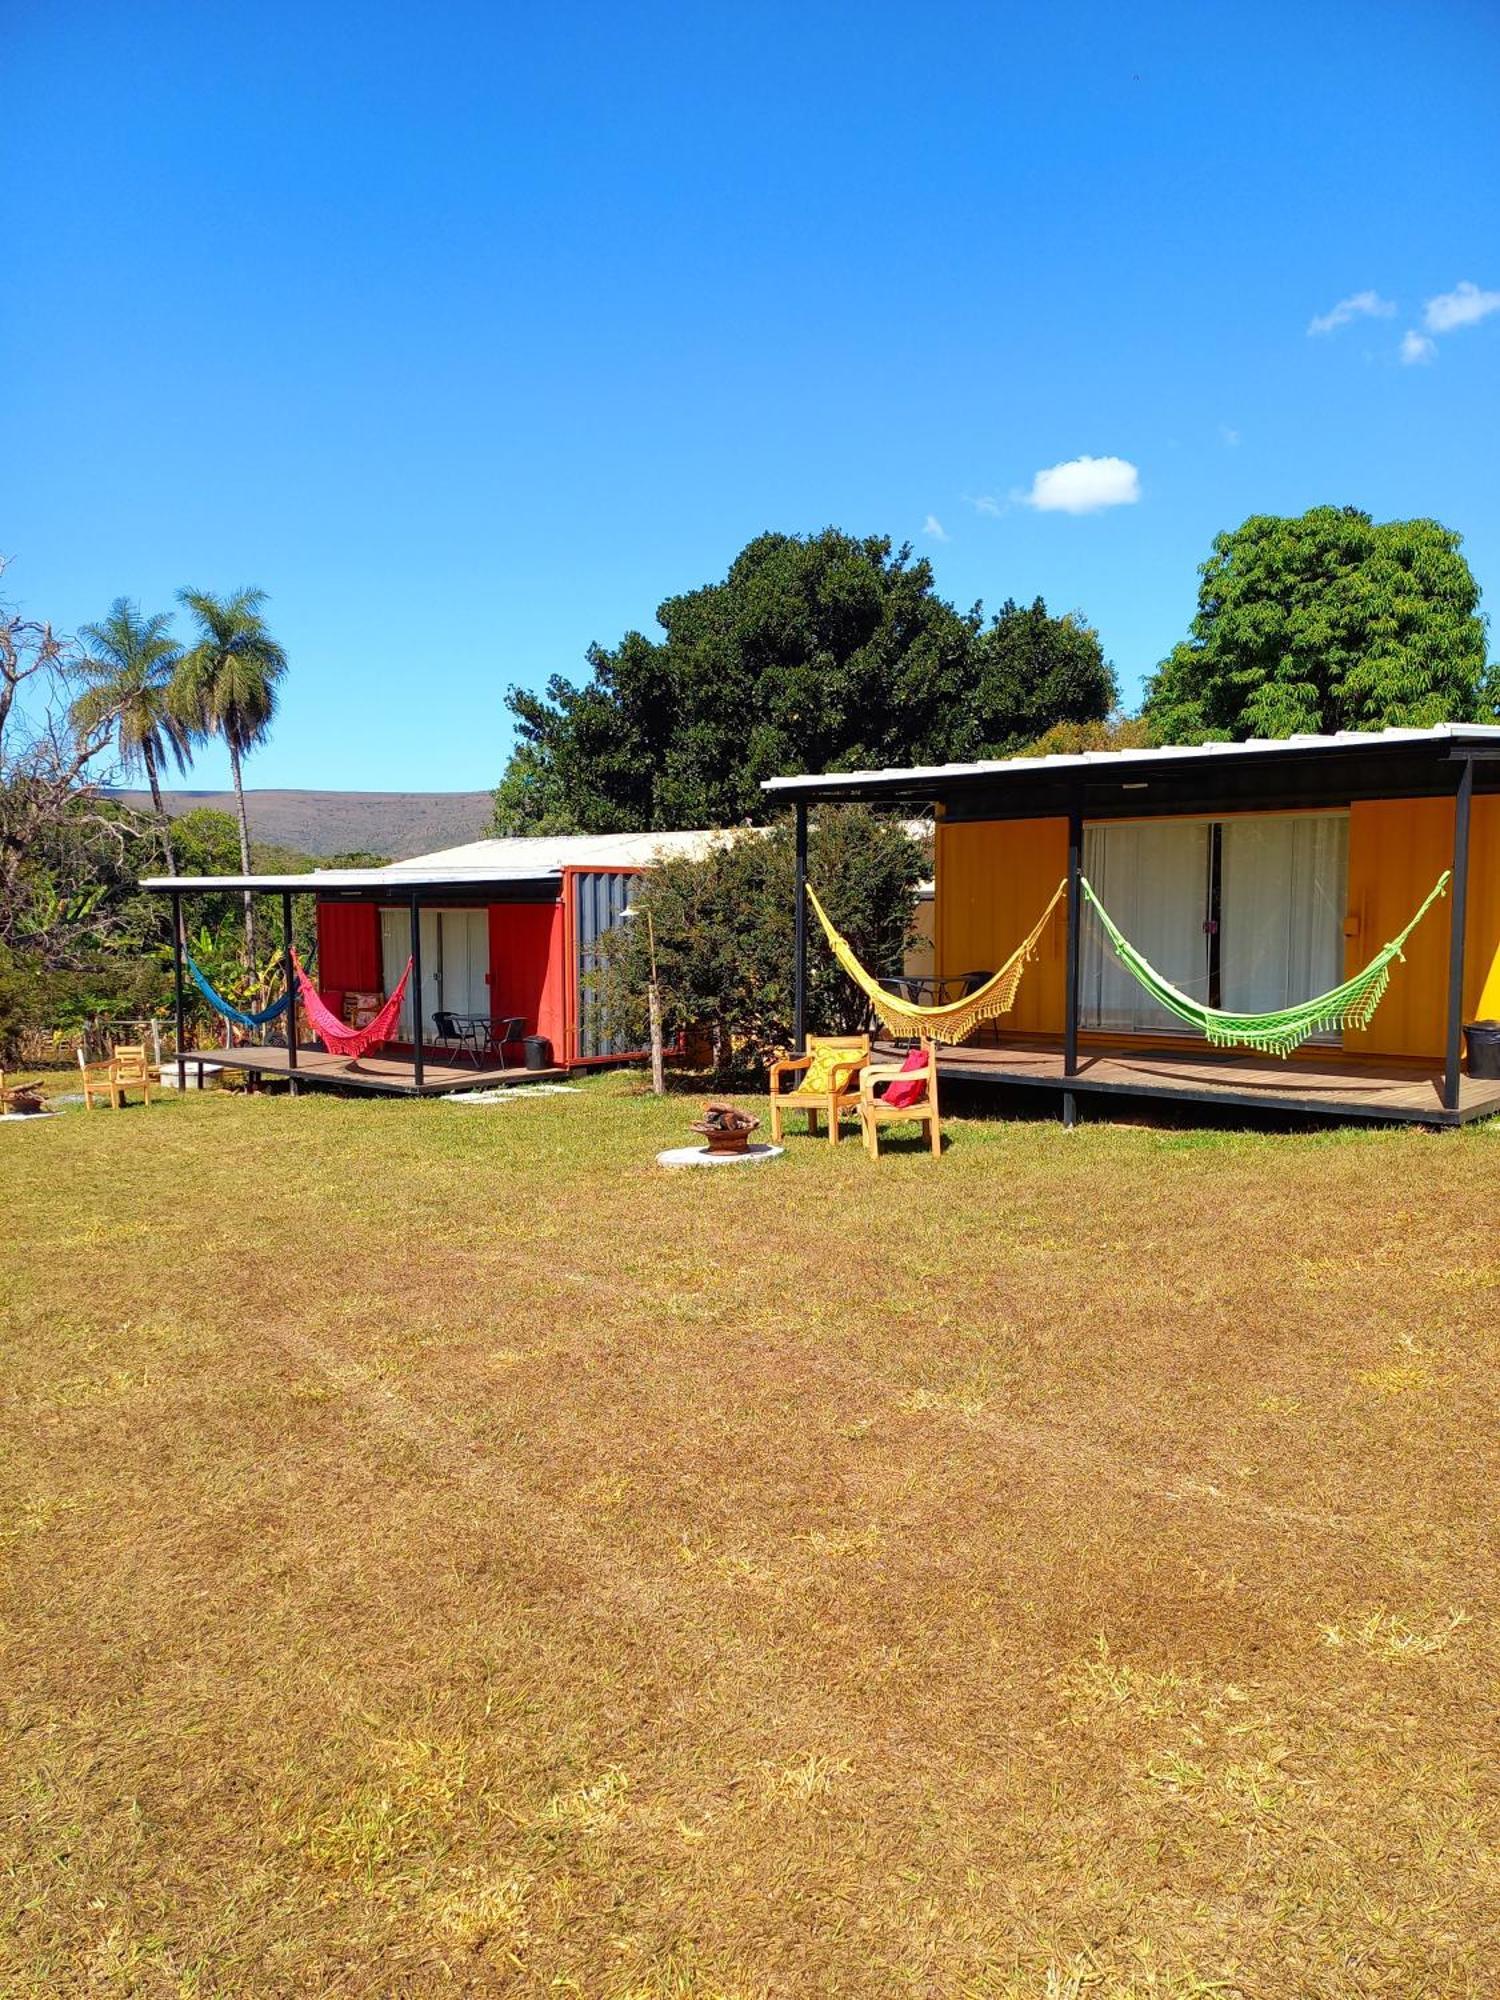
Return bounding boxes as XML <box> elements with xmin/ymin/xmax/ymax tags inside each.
<box><xmin>857</xmin><ymin>1040</ymin><xmax>943</xmax><ymax>1159</ymax></box>
<box><xmin>768</xmin><ymin>1032</ymin><xmax>870</xmax><ymax>1146</ymax></box>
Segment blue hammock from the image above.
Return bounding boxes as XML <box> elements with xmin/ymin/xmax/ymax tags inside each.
<box><xmin>186</xmin><ymin>951</ymin><xmax>293</xmax><ymax>1030</ymax></box>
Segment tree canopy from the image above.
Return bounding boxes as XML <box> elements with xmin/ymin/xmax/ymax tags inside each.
<box><xmin>172</xmin><ymin>585</ymin><xmax>288</xmax><ymax>959</ymax></box>
<box><xmin>495</xmin><ymin>530</ymin><xmax>1116</xmax><ymax>832</ymax></box>
<box><xmin>72</xmin><ymin>599</ymin><xmax>190</xmax><ymax>872</ymax></box>
<box><xmin>1143</xmin><ymin>507</ymin><xmax>1495</xmax><ymax>744</ymax></box>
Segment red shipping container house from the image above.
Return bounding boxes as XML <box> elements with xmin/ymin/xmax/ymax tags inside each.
<box><xmin>142</xmin><ymin>832</ymin><xmax>717</xmax><ymax>1095</ymax></box>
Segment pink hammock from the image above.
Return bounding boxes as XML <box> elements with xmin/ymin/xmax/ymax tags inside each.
<box><xmin>292</xmin><ymin>950</ymin><xmax>413</xmax><ymax>1061</ymax></box>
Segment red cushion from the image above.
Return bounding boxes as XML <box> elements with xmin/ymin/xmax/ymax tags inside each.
<box><xmin>880</xmin><ymin>1046</ymin><xmax>928</xmax><ymax>1110</ymax></box>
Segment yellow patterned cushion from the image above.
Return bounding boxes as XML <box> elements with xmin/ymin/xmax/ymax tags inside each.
<box><xmin>795</xmin><ymin>1044</ymin><xmax>864</xmax><ymax>1094</ymax></box>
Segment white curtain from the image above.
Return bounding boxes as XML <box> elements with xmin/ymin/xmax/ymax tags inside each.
<box><xmin>380</xmin><ymin>908</ymin><xmax>415</xmax><ymax>1039</ymax></box>
<box><xmin>440</xmin><ymin>911</ymin><xmax>490</xmax><ymax>1020</ymax></box>
<box><xmin>1082</xmin><ymin>820</ymin><xmax>1211</xmax><ymax>1032</ymax></box>
<box><xmin>1220</xmin><ymin>814</ymin><xmax>1348</xmax><ymax>1028</ymax></box>
<box><xmin>380</xmin><ymin>907</ymin><xmax>489</xmax><ymax>1042</ymax></box>
<box><xmin>380</xmin><ymin>907</ymin><xmax>442</xmax><ymax>1041</ymax></box>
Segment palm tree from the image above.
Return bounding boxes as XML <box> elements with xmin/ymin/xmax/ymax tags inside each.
<box><xmin>71</xmin><ymin>598</ymin><xmax>193</xmax><ymax>873</ymax></box>
<box><xmin>172</xmin><ymin>586</ymin><xmax>288</xmax><ymax>962</ymax></box>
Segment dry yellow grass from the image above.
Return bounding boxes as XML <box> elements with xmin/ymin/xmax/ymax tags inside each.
<box><xmin>3</xmin><ymin>1076</ymin><xmax>1499</xmax><ymax>1996</ymax></box>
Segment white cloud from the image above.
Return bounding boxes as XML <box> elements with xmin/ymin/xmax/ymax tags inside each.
<box><xmin>969</xmin><ymin>494</ymin><xmax>1003</xmax><ymax>517</ymax></box>
<box><xmin>1220</xmin><ymin>425</ymin><xmax>1241</xmax><ymax>447</ymax></box>
<box><xmin>1022</xmin><ymin>455</ymin><xmax>1140</xmax><ymax>516</ymax></box>
<box><xmin>921</xmin><ymin>514</ymin><xmax>949</xmax><ymax>541</ymax></box>
<box><xmin>1422</xmin><ymin>279</ymin><xmax>1500</xmax><ymax>334</ymax></box>
<box><xmin>1400</xmin><ymin>329</ymin><xmax>1436</xmax><ymax>366</ymax></box>
<box><xmin>1307</xmin><ymin>289</ymin><xmax>1396</xmax><ymax>336</ymax></box>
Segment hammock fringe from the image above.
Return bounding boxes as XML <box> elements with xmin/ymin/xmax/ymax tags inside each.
<box><xmin>806</xmin><ymin>880</ymin><xmax>1065</xmax><ymax>1043</ymax></box>
<box><xmin>1080</xmin><ymin>869</ymin><xmax>1450</xmax><ymax>1058</ymax></box>
<box><xmin>292</xmin><ymin>950</ymin><xmax>412</xmax><ymax>1061</ymax></box>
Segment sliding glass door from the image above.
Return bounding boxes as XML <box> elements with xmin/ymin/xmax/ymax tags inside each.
<box><xmin>1219</xmin><ymin>815</ymin><xmax>1347</xmax><ymax>1018</ymax></box>
<box><xmin>1082</xmin><ymin>820</ymin><xmax>1212</xmax><ymax>1033</ymax></box>
<box><xmin>1082</xmin><ymin>812</ymin><xmax>1348</xmax><ymax>1039</ymax></box>
<box><xmin>379</xmin><ymin>908</ymin><xmax>490</xmax><ymax>1043</ymax></box>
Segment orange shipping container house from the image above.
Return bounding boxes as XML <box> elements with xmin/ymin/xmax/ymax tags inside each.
<box><xmin>141</xmin><ymin>831</ymin><xmax>724</xmax><ymax>1096</ymax></box>
<box><xmin>766</xmin><ymin>725</ymin><xmax>1500</xmax><ymax>1129</ymax></box>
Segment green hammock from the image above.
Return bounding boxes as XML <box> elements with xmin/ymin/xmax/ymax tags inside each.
<box><xmin>1078</xmin><ymin>869</ymin><xmax>1452</xmax><ymax>1057</ymax></box>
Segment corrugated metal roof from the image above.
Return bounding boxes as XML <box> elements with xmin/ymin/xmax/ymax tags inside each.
<box><xmin>377</xmin><ymin>830</ymin><xmax>730</xmax><ymax>873</ymax></box>
<box><xmin>760</xmin><ymin>724</ymin><xmax>1500</xmax><ymax>796</ymax></box>
<box><xmin>139</xmin><ymin>828</ymin><xmax>730</xmax><ymax>893</ymax></box>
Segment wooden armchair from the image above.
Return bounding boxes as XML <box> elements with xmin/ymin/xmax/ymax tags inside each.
<box><xmin>78</xmin><ymin>1043</ymin><xmax>157</xmax><ymax>1110</ymax></box>
<box><xmin>111</xmin><ymin>1044</ymin><xmax>156</xmax><ymax>1105</ymax></box>
<box><xmin>858</xmin><ymin>1041</ymin><xmax>942</xmax><ymax>1159</ymax></box>
<box><xmin>78</xmin><ymin>1047</ymin><xmax>120</xmax><ymax>1110</ymax></box>
<box><xmin>768</xmin><ymin>1033</ymin><xmax>870</xmax><ymax>1146</ymax></box>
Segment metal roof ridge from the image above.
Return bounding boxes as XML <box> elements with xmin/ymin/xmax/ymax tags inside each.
<box><xmin>759</xmin><ymin>722</ymin><xmax>1500</xmax><ymax>791</ymax></box>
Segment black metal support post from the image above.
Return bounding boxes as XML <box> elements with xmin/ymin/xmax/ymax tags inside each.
<box><xmin>409</xmin><ymin>891</ymin><xmax>424</xmax><ymax>1089</ymax></box>
<box><xmin>793</xmin><ymin>800</ymin><xmax>808</xmax><ymax>1052</ymax></box>
<box><xmin>1443</xmin><ymin>755</ymin><xmax>1473</xmax><ymax>1113</ymax></box>
<box><xmin>281</xmin><ymin>889</ymin><xmax>298</xmax><ymax>1094</ymax></box>
<box><xmin>171</xmin><ymin>889</ymin><xmax>186</xmax><ymax>1091</ymax></box>
<box><xmin>1062</xmin><ymin>804</ymin><xmax>1082</xmax><ymax>1128</ymax></box>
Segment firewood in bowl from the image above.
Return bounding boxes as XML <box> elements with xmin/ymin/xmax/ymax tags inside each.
<box><xmin>689</xmin><ymin>1102</ymin><xmax>760</xmax><ymax>1154</ymax></box>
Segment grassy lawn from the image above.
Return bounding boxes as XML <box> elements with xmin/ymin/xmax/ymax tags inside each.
<box><xmin>3</xmin><ymin>1076</ymin><xmax>1498</xmax><ymax>1996</ymax></box>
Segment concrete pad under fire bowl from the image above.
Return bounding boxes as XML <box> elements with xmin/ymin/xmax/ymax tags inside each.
<box><xmin>656</xmin><ymin>1142</ymin><xmax>784</xmax><ymax>1168</ymax></box>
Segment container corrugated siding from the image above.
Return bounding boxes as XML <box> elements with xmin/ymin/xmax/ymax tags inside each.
<box><xmin>572</xmin><ymin>869</ymin><xmax>643</xmax><ymax>1060</ymax></box>
<box><xmin>934</xmin><ymin>796</ymin><xmax>1500</xmax><ymax>1060</ymax></box>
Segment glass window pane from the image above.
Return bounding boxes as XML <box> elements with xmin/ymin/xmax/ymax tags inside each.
<box><xmin>1220</xmin><ymin>815</ymin><xmax>1348</xmax><ymax>1031</ymax></box>
<box><xmin>1082</xmin><ymin>820</ymin><xmax>1211</xmax><ymax>1032</ymax></box>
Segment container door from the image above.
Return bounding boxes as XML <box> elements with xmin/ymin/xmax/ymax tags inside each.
<box><xmin>438</xmin><ymin>910</ymin><xmax>490</xmax><ymax>1022</ymax></box>
<box><xmin>1082</xmin><ymin>820</ymin><xmax>1212</xmax><ymax>1033</ymax></box>
<box><xmin>1220</xmin><ymin>813</ymin><xmax>1348</xmax><ymax>1033</ymax></box>
<box><xmin>380</xmin><ymin>907</ymin><xmax>440</xmax><ymax>1042</ymax></box>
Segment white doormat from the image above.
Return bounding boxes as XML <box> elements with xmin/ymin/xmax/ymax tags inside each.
<box><xmin>443</xmin><ymin>1083</ymin><xmax>584</xmax><ymax>1104</ymax></box>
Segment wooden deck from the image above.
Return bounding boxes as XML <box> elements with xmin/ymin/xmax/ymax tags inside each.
<box><xmin>177</xmin><ymin>1045</ymin><xmax>566</xmax><ymax>1097</ymax></box>
<box><xmin>901</xmin><ymin>1036</ymin><xmax>1500</xmax><ymax>1127</ymax></box>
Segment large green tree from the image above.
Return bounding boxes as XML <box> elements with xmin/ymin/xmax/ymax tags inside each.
<box><xmin>171</xmin><ymin>586</ymin><xmax>288</xmax><ymax>961</ymax></box>
<box><xmin>1143</xmin><ymin>507</ymin><xmax>1495</xmax><ymax>744</ymax></box>
<box><xmin>495</xmin><ymin>530</ymin><xmax>1116</xmax><ymax>832</ymax></box>
<box><xmin>71</xmin><ymin>598</ymin><xmax>193</xmax><ymax>873</ymax></box>
<box><xmin>596</xmin><ymin>808</ymin><xmax>925</xmax><ymax>1082</ymax></box>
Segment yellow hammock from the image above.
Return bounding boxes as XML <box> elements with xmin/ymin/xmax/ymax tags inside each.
<box><xmin>806</xmin><ymin>880</ymin><xmax>1066</xmax><ymax>1043</ymax></box>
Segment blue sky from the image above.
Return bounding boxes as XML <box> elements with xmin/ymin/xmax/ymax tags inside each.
<box><xmin>5</xmin><ymin>0</ymin><xmax>1498</xmax><ymax>792</ymax></box>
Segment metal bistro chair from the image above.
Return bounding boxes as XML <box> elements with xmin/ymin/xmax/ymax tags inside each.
<box><xmin>433</xmin><ymin>1010</ymin><xmax>481</xmax><ymax>1067</ymax></box>
<box><xmin>480</xmin><ymin>1014</ymin><xmax>527</xmax><ymax>1071</ymax></box>
<box><xmin>876</xmin><ymin>971</ymin><xmax>993</xmax><ymax>1046</ymax></box>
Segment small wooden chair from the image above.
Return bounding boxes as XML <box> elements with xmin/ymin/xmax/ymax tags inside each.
<box><xmin>78</xmin><ymin>1046</ymin><xmax>121</xmax><ymax>1109</ymax></box>
<box><xmin>111</xmin><ymin>1044</ymin><xmax>157</xmax><ymax>1105</ymax></box>
<box><xmin>78</xmin><ymin>1043</ymin><xmax>156</xmax><ymax>1109</ymax></box>
<box><xmin>858</xmin><ymin>1041</ymin><xmax>942</xmax><ymax>1159</ymax></box>
<box><xmin>768</xmin><ymin>1033</ymin><xmax>870</xmax><ymax>1146</ymax></box>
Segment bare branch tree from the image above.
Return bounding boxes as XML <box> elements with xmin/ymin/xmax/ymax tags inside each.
<box><xmin>0</xmin><ymin>558</ymin><xmax>135</xmax><ymax>965</ymax></box>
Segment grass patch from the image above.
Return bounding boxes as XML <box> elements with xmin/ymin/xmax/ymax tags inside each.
<box><xmin>3</xmin><ymin>1073</ymin><xmax>1499</xmax><ymax>1993</ymax></box>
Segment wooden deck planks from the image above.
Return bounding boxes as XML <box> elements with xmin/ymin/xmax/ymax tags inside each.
<box><xmin>898</xmin><ymin>1037</ymin><xmax>1500</xmax><ymax>1125</ymax></box>
<box><xmin>184</xmin><ymin>1045</ymin><xmax>565</xmax><ymax>1096</ymax></box>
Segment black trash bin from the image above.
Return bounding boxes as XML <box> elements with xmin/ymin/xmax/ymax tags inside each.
<box><xmin>523</xmin><ymin>1034</ymin><xmax>554</xmax><ymax>1072</ymax></box>
<box><xmin>1464</xmin><ymin>1021</ymin><xmax>1500</xmax><ymax>1079</ymax></box>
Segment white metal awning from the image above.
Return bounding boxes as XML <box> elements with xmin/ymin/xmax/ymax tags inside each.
<box><xmin>138</xmin><ymin>867</ymin><xmax>562</xmax><ymax>893</ymax></box>
<box><xmin>760</xmin><ymin>724</ymin><xmax>1500</xmax><ymax>798</ymax></box>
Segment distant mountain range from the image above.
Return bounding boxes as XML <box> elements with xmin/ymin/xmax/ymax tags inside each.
<box><xmin>106</xmin><ymin>789</ymin><xmax>494</xmax><ymax>861</ymax></box>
